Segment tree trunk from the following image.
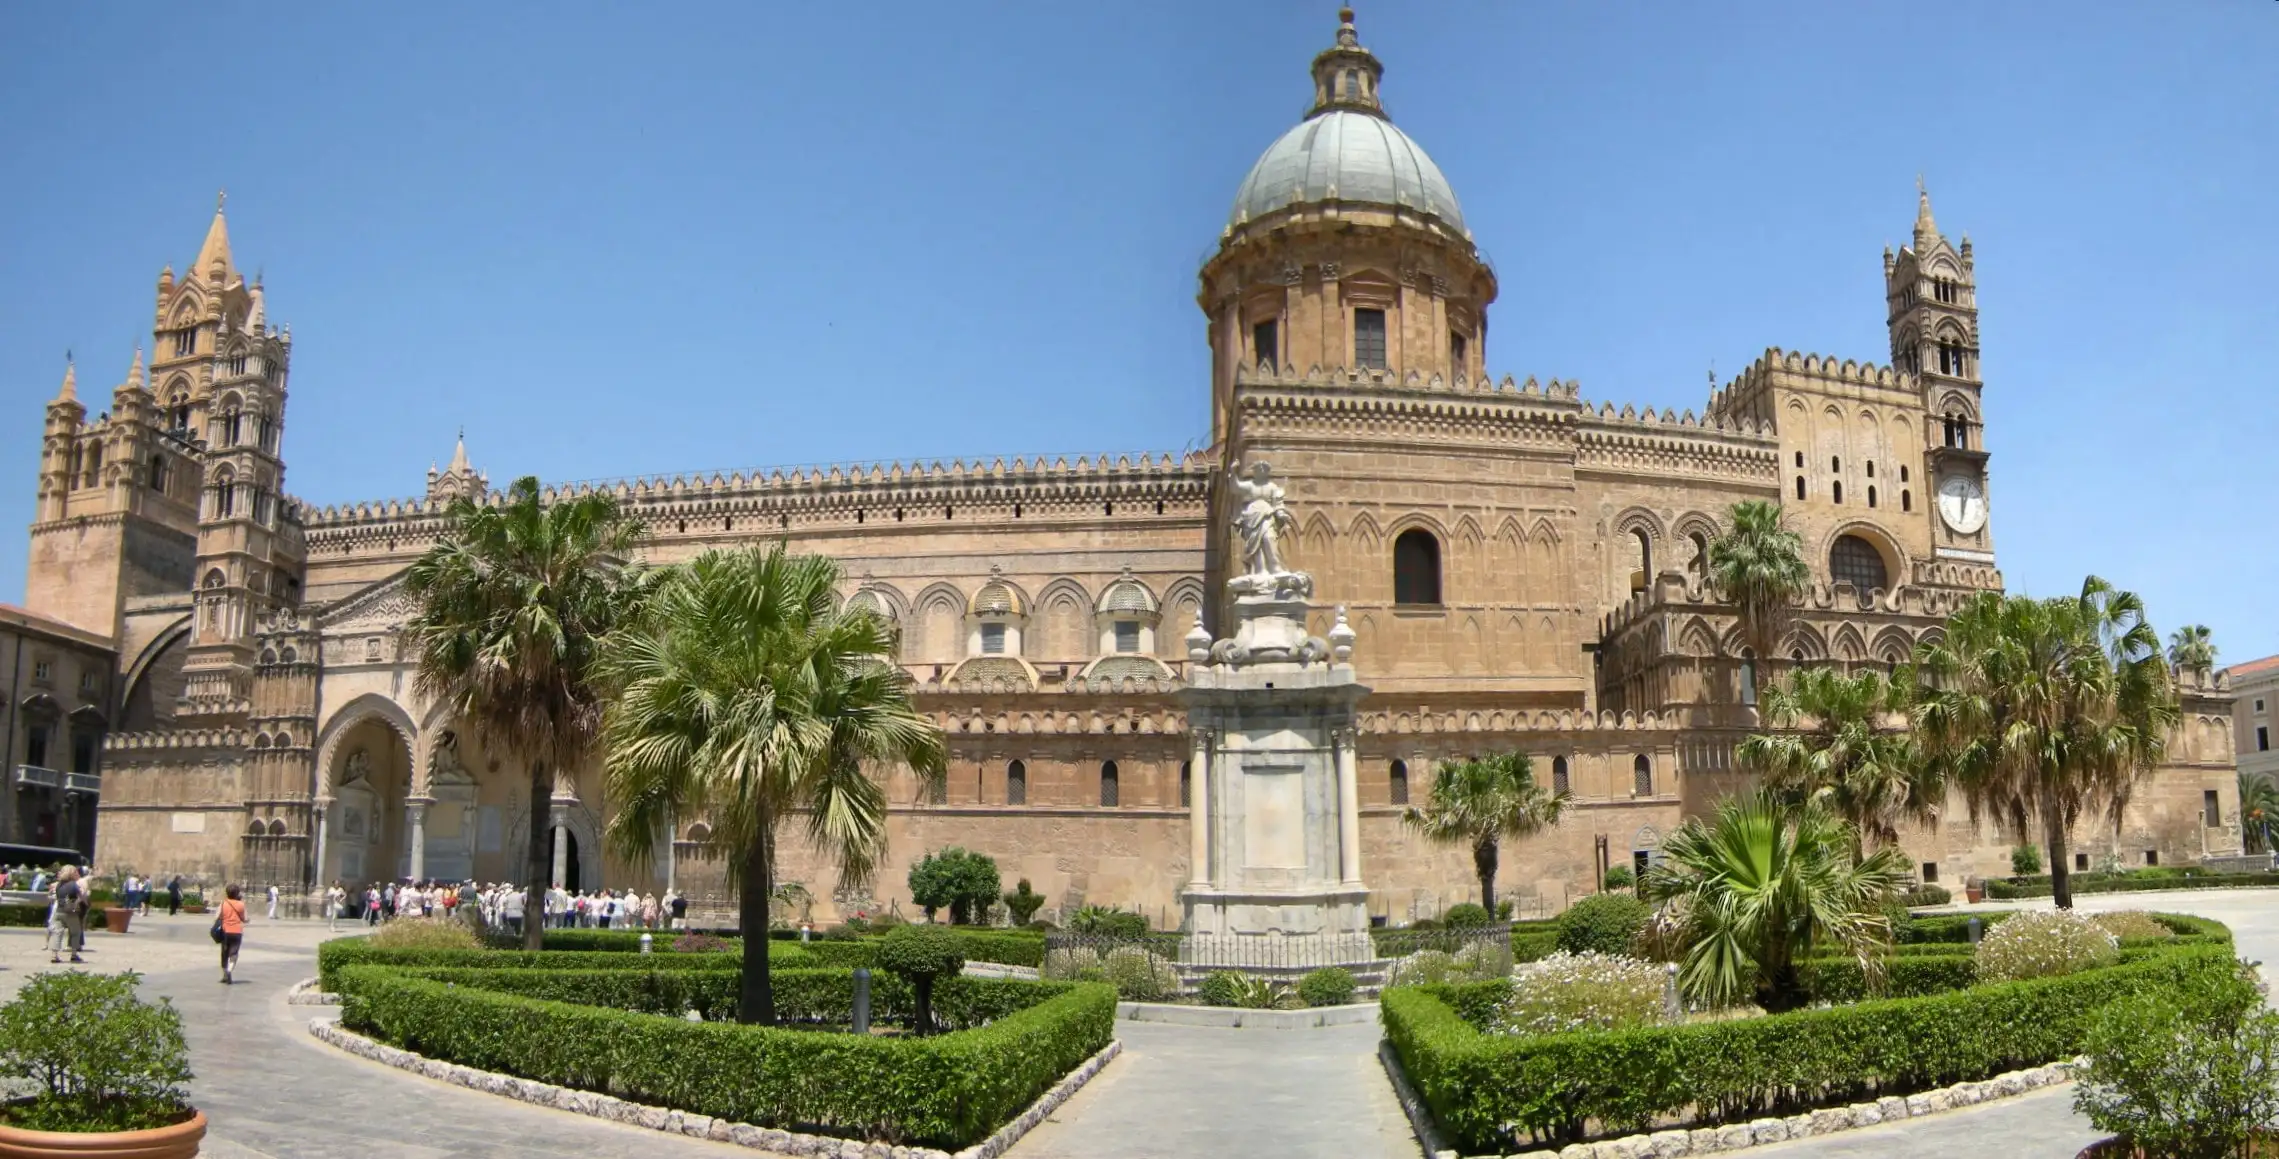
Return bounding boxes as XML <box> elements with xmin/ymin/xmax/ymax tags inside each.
<box><xmin>2041</xmin><ymin>789</ymin><xmax>2073</xmax><ymax>910</ymax></box>
<box><xmin>737</xmin><ymin>826</ymin><xmax>775</xmax><ymax>1025</ymax></box>
<box><xmin>523</xmin><ymin>763</ymin><xmax>549</xmax><ymax>951</ymax></box>
<box><xmin>914</xmin><ymin>977</ymin><xmax>935</xmax><ymax>1037</ymax></box>
<box><xmin>1474</xmin><ymin>837</ymin><xmax>1499</xmax><ymax>912</ymax></box>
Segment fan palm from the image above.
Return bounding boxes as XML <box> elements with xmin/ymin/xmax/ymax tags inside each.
<box><xmin>2167</xmin><ymin>624</ymin><xmax>2217</xmax><ymax>677</ymax></box>
<box><xmin>1911</xmin><ymin>577</ymin><xmax>2180</xmax><ymax>909</ymax></box>
<box><xmin>405</xmin><ymin>475</ymin><xmax>647</xmax><ymax>950</ymax></box>
<box><xmin>2239</xmin><ymin>773</ymin><xmax>2279</xmax><ymax>856</ymax></box>
<box><xmin>1706</xmin><ymin>500</ymin><xmax>1810</xmax><ymax>665</ymax></box>
<box><xmin>1641</xmin><ymin>790</ymin><xmax>1911</xmax><ymax>1012</ymax></box>
<box><xmin>1737</xmin><ymin>666</ymin><xmax>1938</xmax><ymax>853</ymax></box>
<box><xmin>1402</xmin><ymin>752</ymin><xmax>1568</xmax><ymax>912</ymax></box>
<box><xmin>599</xmin><ymin>545</ymin><xmax>946</xmax><ymax>1024</ymax></box>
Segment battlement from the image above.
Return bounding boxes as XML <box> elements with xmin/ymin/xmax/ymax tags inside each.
<box><xmin>1706</xmin><ymin>346</ymin><xmax>1920</xmax><ymax>422</ymax></box>
<box><xmin>104</xmin><ymin>727</ymin><xmax>245</xmax><ymax>754</ymax></box>
<box><xmin>1231</xmin><ymin>362</ymin><xmax>1583</xmax><ymax>400</ymax></box>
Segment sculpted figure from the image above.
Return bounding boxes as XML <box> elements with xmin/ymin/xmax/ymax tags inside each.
<box><xmin>1232</xmin><ymin>460</ymin><xmax>1297</xmax><ymax>578</ymax></box>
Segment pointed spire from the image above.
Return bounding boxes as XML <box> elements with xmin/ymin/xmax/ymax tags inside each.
<box><xmin>126</xmin><ymin>346</ymin><xmax>145</xmax><ymax>391</ymax></box>
<box><xmin>448</xmin><ymin>428</ymin><xmax>470</xmax><ymax>474</ymax></box>
<box><xmin>54</xmin><ymin>357</ymin><xmax>76</xmax><ymax>404</ymax></box>
<box><xmin>1913</xmin><ymin>175</ymin><xmax>1938</xmax><ymax>248</ymax></box>
<box><xmin>195</xmin><ymin>190</ymin><xmax>233</xmax><ymax>277</ymax></box>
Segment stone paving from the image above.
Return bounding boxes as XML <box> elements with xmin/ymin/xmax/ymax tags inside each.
<box><xmin>3</xmin><ymin>889</ymin><xmax>2271</xmax><ymax>1158</ymax></box>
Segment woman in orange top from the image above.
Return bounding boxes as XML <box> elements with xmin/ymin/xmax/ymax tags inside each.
<box><xmin>218</xmin><ymin>883</ymin><xmax>248</xmax><ymax>984</ymax></box>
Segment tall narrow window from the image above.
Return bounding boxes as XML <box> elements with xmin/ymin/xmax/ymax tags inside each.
<box><xmin>1900</xmin><ymin>466</ymin><xmax>1910</xmax><ymax>483</ymax></box>
<box><xmin>148</xmin><ymin>455</ymin><xmax>168</xmax><ymax>494</ymax></box>
<box><xmin>1550</xmin><ymin>756</ymin><xmax>1570</xmax><ymax>796</ymax></box>
<box><xmin>980</xmin><ymin>623</ymin><xmax>1007</xmax><ymax>655</ymax></box>
<box><xmin>1831</xmin><ymin>456</ymin><xmax>1841</xmax><ymax>473</ymax></box>
<box><xmin>173</xmin><ymin>329</ymin><xmax>194</xmax><ymax>356</ymax></box>
<box><xmin>1632</xmin><ymin>754</ymin><xmax>1652</xmax><ymax>797</ymax></box>
<box><xmin>1867</xmin><ymin>486</ymin><xmax>1878</xmax><ymax>508</ymax></box>
<box><xmin>2204</xmin><ymin>790</ymin><xmax>2222</xmax><ymax>827</ymax></box>
<box><xmin>69</xmin><ymin>732</ymin><xmax>95</xmax><ymax>774</ymax></box>
<box><xmin>1099</xmin><ymin>761</ymin><xmax>1119</xmax><ymax>807</ymax></box>
<box><xmin>1252</xmin><ymin>319</ymin><xmax>1278</xmax><ymax>368</ymax></box>
<box><xmin>1832</xmin><ymin>481</ymin><xmax>1843</xmax><ymax>505</ymax></box>
<box><xmin>1389</xmin><ymin>759</ymin><xmax>1409</xmax><ymax>805</ymax></box>
<box><xmin>1901</xmin><ymin>489</ymin><xmax>1912</xmax><ymax>512</ymax></box>
<box><xmin>1449</xmin><ymin>330</ymin><xmax>1468</xmax><ymax>371</ymax></box>
<box><xmin>2259</xmin><ymin>726</ymin><xmax>2269</xmax><ymax>752</ymax></box>
<box><xmin>1179</xmin><ymin>761</ymin><xmax>1191</xmax><ymax>807</ymax></box>
<box><xmin>1114</xmin><ymin>621</ymin><xmax>1141</xmax><ymax>654</ymax></box>
<box><xmin>25</xmin><ymin>726</ymin><xmax>47</xmax><ymax>770</ymax></box>
<box><xmin>1353</xmin><ymin>308</ymin><xmax>1387</xmax><ymax>369</ymax></box>
<box><xmin>1341</xmin><ymin>69</ymin><xmax>1357</xmax><ymax>99</ymax></box>
<box><xmin>1740</xmin><ymin>649</ymin><xmax>1758</xmax><ymax>705</ymax></box>
<box><xmin>1393</xmin><ymin>529</ymin><xmax>1442</xmax><ymax>605</ymax></box>
<box><xmin>1007</xmin><ymin>760</ymin><xmax>1026</xmax><ymax>806</ymax></box>
<box><xmin>1795</xmin><ymin>476</ymin><xmax>1806</xmax><ymax>500</ymax></box>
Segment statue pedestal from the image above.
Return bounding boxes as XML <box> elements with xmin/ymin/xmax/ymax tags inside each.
<box><xmin>1181</xmin><ymin>590</ymin><xmax>1371</xmax><ymax>966</ymax></box>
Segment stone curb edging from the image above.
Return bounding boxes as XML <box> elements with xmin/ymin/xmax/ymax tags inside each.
<box><xmin>1378</xmin><ymin>1039</ymin><xmax>2083</xmax><ymax>1159</ymax></box>
<box><xmin>1119</xmin><ymin>999</ymin><xmax>1378</xmax><ymax>1029</ymax></box>
<box><xmin>308</xmin><ymin>1016</ymin><xmax>1122</xmax><ymax>1159</ymax></box>
<box><xmin>286</xmin><ymin>977</ymin><xmax>341</xmax><ymax>1006</ymax></box>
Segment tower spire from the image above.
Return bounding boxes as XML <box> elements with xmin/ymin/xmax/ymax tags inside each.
<box><xmin>1913</xmin><ymin>175</ymin><xmax>1938</xmax><ymax>248</ymax></box>
<box><xmin>195</xmin><ymin>190</ymin><xmax>233</xmax><ymax>277</ymax></box>
<box><xmin>54</xmin><ymin>356</ymin><xmax>76</xmax><ymax>403</ymax></box>
<box><xmin>125</xmin><ymin>345</ymin><xmax>145</xmax><ymax>391</ymax></box>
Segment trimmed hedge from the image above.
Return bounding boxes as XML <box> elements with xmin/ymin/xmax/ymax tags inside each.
<box><xmin>334</xmin><ymin>964</ymin><xmax>1113</xmax><ymax>1148</ymax></box>
<box><xmin>0</xmin><ymin>904</ymin><xmax>47</xmax><ymax>928</ymax></box>
<box><xmin>542</xmin><ymin>927</ymin><xmax>1046</xmax><ymax>967</ymax></box>
<box><xmin>1985</xmin><ymin>869</ymin><xmax>2279</xmax><ymax>899</ymax></box>
<box><xmin>391</xmin><ymin>965</ymin><xmax>1059</xmax><ymax>1030</ymax></box>
<box><xmin>1384</xmin><ymin>942</ymin><xmax>2241</xmax><ymax>1153</ymax></box>
<box><xmin>317</xmin><ymin>940</ymin><xmax>798</xmax><ymax>991</ymax></box>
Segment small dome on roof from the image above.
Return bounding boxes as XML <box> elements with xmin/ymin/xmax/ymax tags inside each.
<box><xmin>969</xmin><ymin>571</ymin><xmax>1023</xmax><ymax>616</ymax></box>
<box><xmin>1098</xmin><ymin>570</ymin><xmax>1158</xmax><ymax>615</ymax></box>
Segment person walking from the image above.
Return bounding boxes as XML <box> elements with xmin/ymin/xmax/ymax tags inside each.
<box><xmin>325</xmin><ymin>881</ymin><xmax>346</xmax><ymax>932</ymax></box>
<box><xmin>265</xmin><ymin>882</ymin><xmax>280</xmax><ymax>920</ymax></box>
<box><xmin>166</xmin><ymin>875</ymin><xmax>182</xmax><ymax>916</ymax></box>
<box><xmin>668</xmin><ymin>889</ymin><xmax>687</xmax><ymax>931</ymax></box>
<box><xmin>47</xmin><ymin>865</ymin><xmax>87</xmax><ymax>964</ymax></box>
<box><xmin>364</xmin><ymin>885</ymin><xmax>382</xmax><ymax>926</ymax></box>
<box><xmin>217</xmin><ymin>884</ymin><xmax>247</xmax><ymax>984</ymax></box>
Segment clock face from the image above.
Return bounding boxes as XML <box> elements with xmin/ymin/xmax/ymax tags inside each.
<box><xmin>1937</xmin><ymin>474</ymin><xmax>1987</xmax><ymax>534</ymax></box>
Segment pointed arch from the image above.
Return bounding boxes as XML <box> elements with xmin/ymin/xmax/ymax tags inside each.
<box><xmin>1347</xmin><ymin>510</ymin><xmax>1384</xmax><ymax>551</ymax></box>
<box><xmin>1300</xmin><ymin>513</ymin><xmax>1337</xmax><ymax>569</ymax></box>
<box><xmin>912</xmin><ymin>582</ymin><xmax>967</xmax><ymax>664</ymax></box>
<box><xmin>1035</xmin><ymin>577</ymin><xmax>1091</xmax><ymax>661</ymax></box>
<box><xmin>1677</xmin><ymin>616</ymin><xmax>1721</xmax><ymax>658</ymax></box>
<box><xmin>1830</xmin><ymin>623</ymin><xmax>1869</xmax><ymax>664</ymax></box>
<box><xmin>1870</xmin><ymin>626</ymin><xmax>1915</xmax><ymax>667</ymax></box>
<box><xmin>1782</xmin><ymin>623</ymin><xmax>1828</xmax><ymax>663</ymax></box>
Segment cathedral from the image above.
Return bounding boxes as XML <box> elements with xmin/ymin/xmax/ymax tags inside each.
<box><xmin>25</xmin><ymin>11</ymin><xmax>2242</xmax><ymax>921</ymax></box>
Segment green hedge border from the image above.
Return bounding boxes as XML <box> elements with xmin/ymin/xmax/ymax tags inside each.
<box><xmin>540</xmin><ymin>928</ymin><xmax>1046</xmax><ymax>967</ymax></box>
<box><xmin>333</xmin><ymin>961</ymin><xmax>1112</xmax><ymax>1149</ymax></box>
<box><xmin>1985</xmin><ymin>870</ymin><xmax>2279</xmax><ymax>899</ymax></box>
<box><xmin>1384</xmin><ymin>935</ymin><xmax>2238</xmax><ymax>1152</ymax></box>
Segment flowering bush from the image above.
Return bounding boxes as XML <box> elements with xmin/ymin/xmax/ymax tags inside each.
<box><xmin>1040</xmin><ymin>946</ymin><xmax>1102</xmax><ymax>981</ymax></box>
<box><xmin>1100</xmin><ymin>946</ymin><xmax>1179</xmax><ymax>1001</ymax></box>
<box><xmin>2088</xmin><ymin>910</ymin><xmax>2174</xmax><ymax>942</ymax></box>
<box><xmin>1489</xmin><ymin>951</ymin><xmax>1671</xmax><ymax>1038</ymax></box>
<box><xmin>1386</xmin><ymin>941</ymin><xmax>1505</xmax><ymax>988</ymax></box>
<box><xmin>1974</xmin><ymin>909</ymin><xmax>2119</xmax><ymax>983</ymax></box>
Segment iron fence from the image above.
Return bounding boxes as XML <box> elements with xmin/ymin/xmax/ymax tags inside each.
<box><xmin>1042</xmin><ymin>923</ymin><xmax>1513</xmax><ymax>974</ymax></box>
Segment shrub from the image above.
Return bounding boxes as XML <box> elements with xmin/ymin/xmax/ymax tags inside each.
<box><xmin>1974</xmin><ymin>909</ymin><xmax>2119</xmax><ymax>983</ymax></box>
<box><xmin>1194</xmin><ymin>972</ymin><xmax>1286</xmax><ymax>1009</ymax></box>
<box><xmin>1494</xmin><ymin>899</ymin><xmax>1516</xmax><ymax>921</ymax></box>
<box><xmin>1555</xmin><ymin>892</ymin><xmax>1650</xmax><ymax>957</ymax></box>
<box><xmin>1065</xmin><ymin>906</ymin><xmax>1149</xmax><ymax>937</ymax></box>
<box><xmin>2089</xmin><ymin>910</ymin><xmax>2175</xmax><ymax>943</ymax></box>
<box><xmin>1041</xmin><ymin>946</ymin><xmax>1102</xmax><ymax>981</ymax></box>
<box><xmin>1442</xmin><ymin>903</ymin><xmax>1494</xmax><ymax>929</ymax></box>
<box><xmin>335</xmin><ymin>964</ymin><xmax>1113</xmax><ymax>1149</ymax></box>
<box><xmin>2010</xmin><ymin>844</ymin><xmax>2043</xmax><ymax>876</ymax></box>
<box><xmin>1195</xmin><ymin>970</ymin><xmax>1245</xmax><ymax>1007</ymax></box>
<box><xmin>0</xmin><ymin>904</ymin><xmax>46</xmax><ymax>928</ymax></box>
<box><xmin>1387</xmin><ymin>946</ymin><xmax>1510</xmax><ymax>988</ymax></box>
<box><xmin>673</xmin><ymin>932</ymin><xmax>732</xmax><ymax>953</ymax></box>
<box><xmin>876</xmin><ymin>925</ymin><xmax>966</xmax><ymax>1034</ymax></box>
<box><xmin>0</xmin><ymin>971</ymin><xmax>193</xmax><ymax>1132</ymax></box>
<box><xmin>1490</xmin><ymin>952</ymin><xmax>1670</xmax><ymax>1038</ymax></box>
<box><xmin>2074</xmin><ymin>969</ymin><xmax>2279</xmax><ymax>1159</ymax></box>
<box><xmin>1100</xmin><ymin>946</ymin><xmax>1179</xmax><ymax>1002</ymax></box>
<box><xmin>1901</xmin><ymin>884</ymin><xmax>1952</xmax><ymax>907</ymax></box>
<box><xmin>1297</xmin><ymin>968</ymin><xmax>1357</xmax><ymax>1008</ymax></box>
<box><xmin>1600</xmin><ymin>865</ymin><xmax>1635</xmax><ymax>891</ymax></box>
<box><xmin>1383</xmin><ymin>943</ymin><xmax>2238</xmax><ymax>1153</ymax></box>
<box><xmin>1408</xmin><ymin>918</ymin><xmax>1443</xmax><ymax>932</ymax></box>
<box><xmin>368</xmin><ymin>918</ymin><xmax>481</xmax><ymax>951</ymax></box>
<box><xmin>908</xmin><ymin>848</ymin><xmax>1002</xmax><ymax>925</ymax></box>
<box><xmin>1002</xmin><ymin>879</ymin><xmax>1047</xmax><ymax>926</ymax></box>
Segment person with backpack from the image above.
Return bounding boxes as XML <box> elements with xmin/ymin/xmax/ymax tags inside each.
<box><xmin>216</xmin><ymin>884</ymin><xmax>248</xmax><ymax>984</ymax></box>
<box><xmin>47</xmin><ymin>865</ymin><xmax>87</xmax><ymax>964</ymax></box>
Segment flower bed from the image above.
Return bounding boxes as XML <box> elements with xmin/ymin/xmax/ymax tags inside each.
<box><xmin>331</xmin><ymin>960</ymin><xmax>1113</xmax><ymax>1149</ymax></box>
<box><xmin>1382</xmin><ymin>937</ymin><xmax>2240</xmax><ymax>1154</ymax></box>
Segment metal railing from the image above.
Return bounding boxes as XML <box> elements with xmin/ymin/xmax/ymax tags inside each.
<box><xmin>1041</xmin><ymin>923</ymin><xmax>1514</xmax><ymax>974</ymax></box>
<box><xmin>13</xmin><ymin>765</ymin><xmax>58</xmax><ymax>789</ymax></box>
<box><xmin>62</xmin><ymin>772</ymin><xmax>99</xmax><ymax>794</ymax></box>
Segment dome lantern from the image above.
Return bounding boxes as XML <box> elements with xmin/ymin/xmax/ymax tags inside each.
<box><xmin>1309</xmin><ymin>8</ymin><xmax>1385</xmax><ymax>119</ymax></box>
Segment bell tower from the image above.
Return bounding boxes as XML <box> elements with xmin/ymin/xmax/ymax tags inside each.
<box><xmin>1884</xmin><ymin>181</ymin><xmax>1993</xmax><ymax>564</ymax></box>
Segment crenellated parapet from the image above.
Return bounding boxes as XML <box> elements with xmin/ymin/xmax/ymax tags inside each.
<box><xmin>104</xmin><ymin>727</ymin><xmax>246</xmax><ymax>754</ymax></box>
<box><xmin>1707</xmin><ymin>347</ymin><xmax>1920</xmax><ymax>427</ymax></box>
<box><xmin>1573</xmin><ymin>397</ymin><xmax>1780</xmax><ymax>486</ymax></box>
<box><xmin>1360</xmin><ymin>706</ymin><xmax>1690</xmax><ymax>735</ymax></box>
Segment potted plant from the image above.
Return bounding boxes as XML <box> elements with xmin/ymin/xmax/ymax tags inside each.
<box><xmin>97</xmin><ymin>904</ymin><xmax>132</xmax><ymax>935</ymax></box>
<box><xmin>0</xmin><ymin>971</ymin><xmax>203</xmax><ymax>1158</ymax></box>
<box><xmin>1964</xmin><ymin>877</ymin><xmax>1985</xmax><ymax>904</ymax></box>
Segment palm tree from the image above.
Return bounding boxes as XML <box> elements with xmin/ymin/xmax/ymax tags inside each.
<box><xmin>1641</xmin><ymin>790</ymin><xmax>1911</xmax><ymax>1011</ymax></box>
<box><xmin>2168</xmin><ymin>624</ymin><xmax>2217</xmax><ymax>677</ymax></box>
<box><xmin>1911</xmin><ymin>577</ymin><xmax>2180</xmax><ymax>909</ymax></box>
<box><xmin>1706</xmin><ymin>500</ymin><xmax>1811</xmax><ymax>669</ymax></box>
<box><xmin>2239</xmin><ymin>772</ymin><xmax>2279</xmax><ymax>856</ymax></box>
<box><xmin>1737</xmin><ymin>666</ymin><xmax>1938</xmax><ymax>853</ymax></box>
<box><xmin>599</xmin><ymin>545</ymin><xmax>945</xmax><ymax>1025</ymax></box>
<box><xmin>405</xmin><ymin>476</ymin><xmax>646</xmax><ymax>950</ymax></box>
<box><xmin>1402</xmin><ymin>752</ymin><xmax>1568</xmax><ymax>912</ymax></box>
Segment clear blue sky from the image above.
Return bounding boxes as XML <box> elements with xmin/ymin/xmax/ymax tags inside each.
<box><xmin>3</xmin><ymin>3</ymin><xmax>2274</xmax><ymax>661</ymax></box>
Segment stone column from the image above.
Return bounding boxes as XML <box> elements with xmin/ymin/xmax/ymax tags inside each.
<box><xmin>664</xmin><ymin>809</ymin><xmax>678</xmax><ymax>893</ymax></box>
<box><xmin>550</xmin><ymin>809</ymin><xmax>569</xmax><ymax>887</ymax></box>
<box><xmin>311</xmin><ymin>798</ymin><xmax>330</xmax><ymax>891</ymax></box>
<box><xmin>1188</xmin><ymin>727</ymin><xmax>1212</xmax><ymax>887</ymax></box>
<box><xmin>1335</xmin><ymin>727</ymin><xmax>1361</xmax><ymax>886</ymax></box>
<box><xmin>406</xmin><ymin>800</ymin><xmax>430</xmax><ymax>882</ymax></box>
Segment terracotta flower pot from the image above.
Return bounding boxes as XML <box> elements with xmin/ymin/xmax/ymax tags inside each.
<box><xmin>99</xmin><ymin>908</ymin><xmax>131</xmax><ymax>935</ymax></box>
<box><xmin>1965</xmin><ymin>886</ymin><xmax>1985</xmax><ymax>903</ymax></box>
<box><xmin>0</xmin><ymin>1109</ymin><xmax>205</xmax><ymax>1159</ymax></box>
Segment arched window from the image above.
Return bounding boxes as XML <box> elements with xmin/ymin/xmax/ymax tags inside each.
<box><xmin>1099</xmin><ymin>761</ymin><xmax>1119</xmax><ymax>807</ymax></box>
<box><xmin>1688</xmin><ymin>533</ymin><xmax>1710</xmax><ymax>579</ymax></box>
<box><xmin>1550</xmin><ymin>756</ymin><xmax>1570</xmax><ymax>796</ymax></box>
<box><xmin>1740</xmin><ymin>648</ymin><xmax>1758</xmax><ymax>705</ymax></box>
<box><xmin>1626</xmin><ymin>528</ymin><xmax>1652</xmax><ymax>593</ymax></box>
<box><xmin>1832</xmin><ymin>481</ymin><xmax>1844</xmax><ymax>505</ymax></box>
<box><xmin>1179</xmin><ymin>760</ymin><xmax>1191</xmax><ymax>807</ymax></box>
<box><xmin>1829</xmin><ymin>535</ymin><xmax>1888</xmax><ymax>592</ymax></box>
<box><xmin>1633</xmin><ymin>754</ymin><xmax>1652</xmax><ymax>797</ymax></box>
<box><xmin>1901</xmin><ymin>489</ymin><xmax>1913</xmax><ymax>512</ymax></box>
<box><xmin>1795</xmin><ymin>476</ymin><xmax>1806</xmax><ymax>500</ymax></box>
<box><xmin>1006</xmin><ymin>760</ymin><xmax>1026</xmax><ymax>806</ymax></box>
<box><xmin>1341</xmin><ymin>69</ymin><xmax>1357</xmax><ymax>99</ymax></box>
<box><xmin>1393</xmin><ymin>529</ymin><xmax>1442</xmax><ymax>606</ymax></box>
<box><xmin>1389</xmin><ymin>759</ymin><xmax>1409</xmax><ymax>805</ymax></box>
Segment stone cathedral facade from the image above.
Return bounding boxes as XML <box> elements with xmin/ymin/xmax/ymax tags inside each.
<box><xmin>27</xmin><ymin>12</ymin><xmax>2241</xmax><ymax>920</ymax></box>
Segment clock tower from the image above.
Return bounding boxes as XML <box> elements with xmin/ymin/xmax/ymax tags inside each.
<box><xmin>1885</xmin><ymin>182</ymin><xmax>1994</xmax><ymax>565</ymax></box>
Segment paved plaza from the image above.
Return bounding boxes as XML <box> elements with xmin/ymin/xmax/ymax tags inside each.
<box><xmin>5</xmin><ymin>889</ymin><xmax>2273</xmax><ymax>1158</ymax></box>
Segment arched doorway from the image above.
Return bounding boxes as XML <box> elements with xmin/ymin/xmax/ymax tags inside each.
<box><xmin>552</xmin><ymin>825</ymin><xmax>583</xmax><ymax>893</ymax></box>
<box><xmin>319</xmin><ymin>715</ymin><xmax>413</xmax><ymax>889</ymax></box>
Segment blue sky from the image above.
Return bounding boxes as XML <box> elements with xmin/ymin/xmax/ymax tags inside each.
<box><xmin>2</xmin><ymin>2</ymin><xmax>2274</xmax><ymax>661</ymax></box>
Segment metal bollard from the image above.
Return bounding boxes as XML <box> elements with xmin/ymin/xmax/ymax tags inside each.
<box><xmin>852</xmin><ymin>967</ymin><xmax>872</xmax><ymax>1035</ymax></box>
<box><xmin>1663</xmin><ymin>962</ymin><xmax>1682</xmax><ymax>1022</ymax></box>
<box><xmin>639</xmin><ymin>932</ymin><xmax>653</xmax><ymax>955</ymax></box>
<box><xmin>800</xmin><ymin>922</ymin><xmax>811</xmax><ymax>944</ymax></box>
<box><xmin>1967</xmin><ymin>917</ymin><xmax>1982</xmax><ymax>944</ymax></box>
